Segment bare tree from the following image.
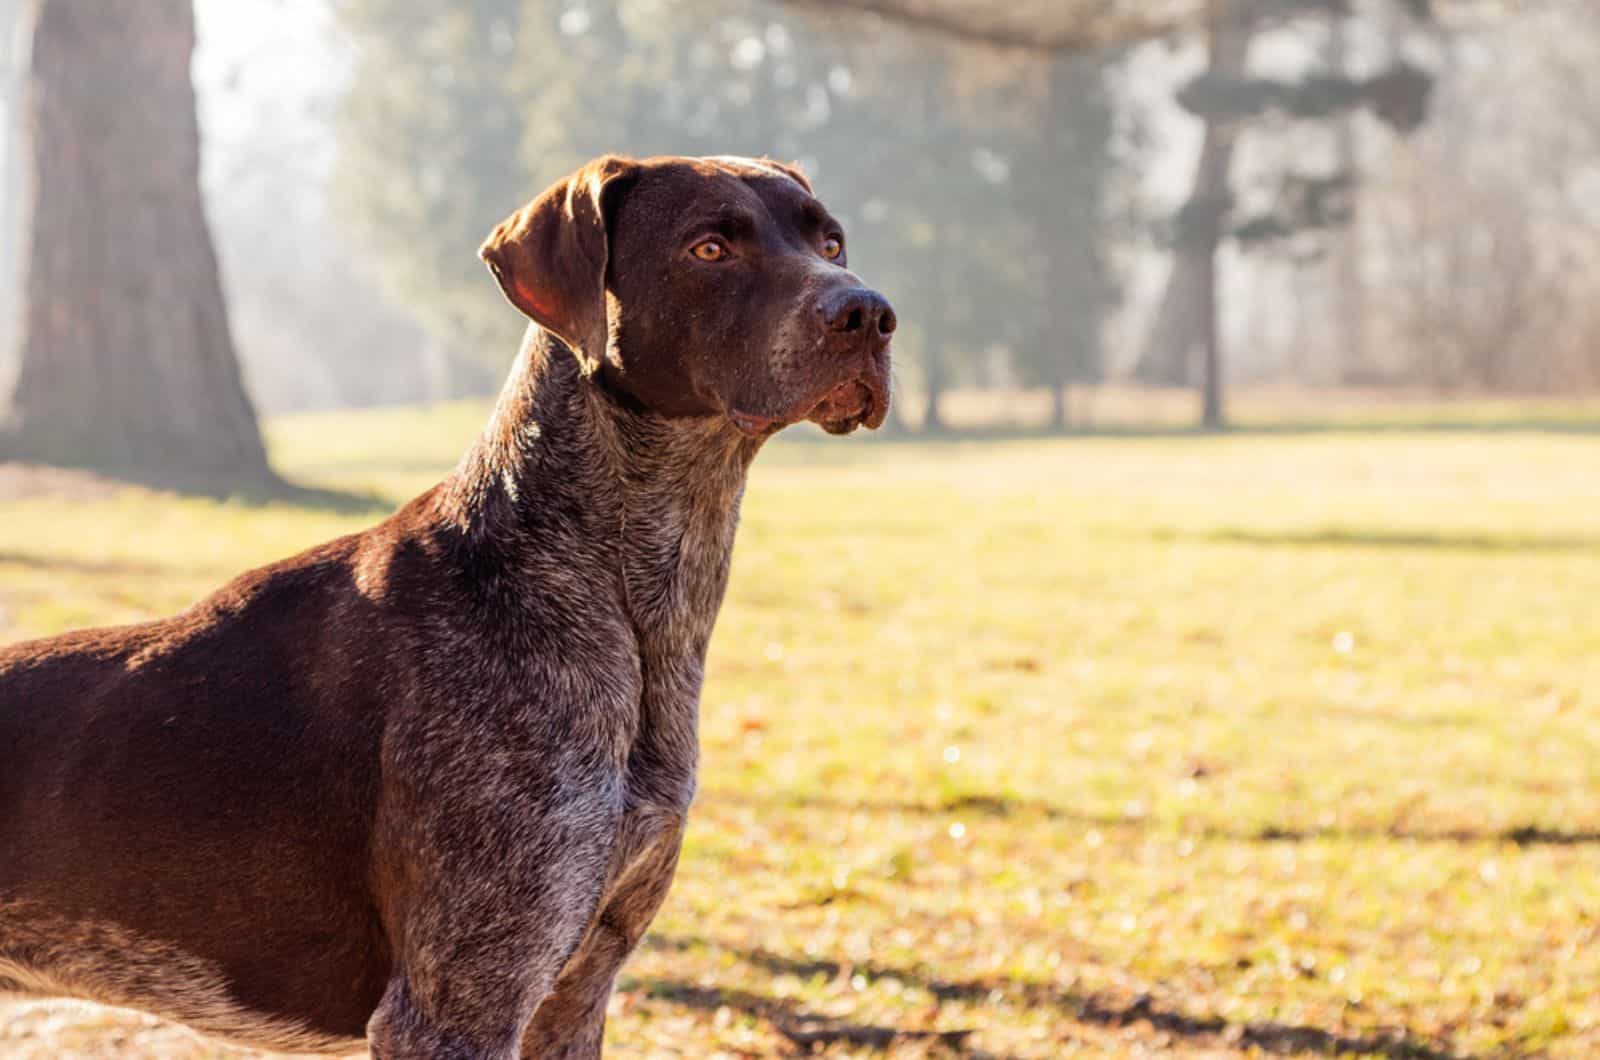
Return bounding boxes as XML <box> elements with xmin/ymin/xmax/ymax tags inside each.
<box><xmin>0</xmin><ymin>0</ymin><xmax>271</xmax><ymax>485</ymax></box>
<box><xmin>1327</xmin><ymin>6</ymin><xmax>1369</xmax><ymax>384</ymax></box>
<box><xmin>1134</xmin><ymin>2</ymin><xmax>1250</xmax><ymax>429</ymax></box>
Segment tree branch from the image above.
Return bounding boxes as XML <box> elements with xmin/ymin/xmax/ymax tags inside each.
<box><xmin>777</xmin><ymin>0</ymin><xmax>1202</xmax><ymax>53</ymax></box>
<box><xmin>774</xmin><ymin>0</ymin><xmax>1507</xmax><ymax>53</ymax></box>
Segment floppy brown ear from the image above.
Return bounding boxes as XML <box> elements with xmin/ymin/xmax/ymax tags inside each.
<box><xmin>479</xmin><ymin>155</ymin><xmax>638</xmax><ymax>372</ymax></box>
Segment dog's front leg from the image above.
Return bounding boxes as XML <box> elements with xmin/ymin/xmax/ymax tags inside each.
<box><xmin>367</xmin><ymin>772</ymin><xmax>625</xmax><ymax>1060</ymax></box>
<box><xmin>519</xmin><ymin>813</ymin><xmax>686</xmax><ymax>1058</ymax></box>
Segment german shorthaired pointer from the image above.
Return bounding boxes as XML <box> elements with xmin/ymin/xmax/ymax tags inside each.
<box><xmin>0</xmin><ymin>154</ymin><xmax>895</xmax><ymax>1058</ymax></box>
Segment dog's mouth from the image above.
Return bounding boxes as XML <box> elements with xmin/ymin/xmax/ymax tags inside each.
<box><xmin>808</xmin><ymin>352</ymin><xmax>892</xmax><ymax>435</ymax></box>
<box><xmin>807</xmin><ymin>378</ymin><xmax>880</xmax><ymax>435</ymax></box>
<box><xmin>726</xmin><ymin>359</ymin><xmax>891</xmax><ymax>438</ymax></box>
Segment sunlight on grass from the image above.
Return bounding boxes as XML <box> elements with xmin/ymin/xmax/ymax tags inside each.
<box><xmin>2</xmin><ymin>401</ymin><xmax>1598</xmax><ymax>1057</ymax></box>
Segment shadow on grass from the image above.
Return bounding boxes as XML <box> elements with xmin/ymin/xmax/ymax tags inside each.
<box><xmin>724</xmin><ymin>790</ymin><xmax>1600</xmax><ymax>847</ymax></box>
<box><xmin>0</xmin><ymin>550</ymin><xmax>193</xmax><ymax>578</ymax></box>
<box><xmin>623</xmin><ymin>975</ymin><xmax>982</xmax><ymax>1056</ymax></box>
<box><xmin>223</xmin><ymin>475</ymin><xmax>392</xmax><ymax>516</ymax></box>
<box><xmin>1247</xmin><ymin>823</ymin><xmax>1600</xmax><ymax>846</ymax></box>
<box><xmin>1146</xmin><ymin>527</ymin><xmax>1600</xmax><ymax>554</ymax></box>
<box><xmin>0</xmin><ymin>460</ymin><xmax>392</xmax><ymax>516</ymax></box>
<box><xmin>641</xmin><ymin>935</ymin><xmax>1465</xmax><ymax>1059</ymax></box>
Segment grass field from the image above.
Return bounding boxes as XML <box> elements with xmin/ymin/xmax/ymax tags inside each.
<box><xmin>2</xmin><ymin>399</ymin><xmax>1598</xmax><ymax>1058</ymax></box>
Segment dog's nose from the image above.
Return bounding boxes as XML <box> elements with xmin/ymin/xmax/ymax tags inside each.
<box><xmin>819</xmin><ymin>288</ymin><xmax>897</xmax><ymax>339</ymax></box>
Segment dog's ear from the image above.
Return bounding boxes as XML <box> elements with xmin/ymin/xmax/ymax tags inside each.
<box><xmin>479</xmin><ymin>155</ymin><xmax>639</xmax><ymax>372</ymax></box>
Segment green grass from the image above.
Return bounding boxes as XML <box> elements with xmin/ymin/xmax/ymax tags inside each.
<box><xmin>2</xmin><ymin>400</ymin><xmax>1599</xmax><ymax>1057</ymax></box>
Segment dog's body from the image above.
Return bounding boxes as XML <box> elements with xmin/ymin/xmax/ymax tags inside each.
<box><xmin>0</xmin><ymin>155</ymin><xmax>894</xmax><ymax>1057</ymax></box>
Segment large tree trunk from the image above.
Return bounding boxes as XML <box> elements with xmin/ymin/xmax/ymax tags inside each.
<box><xmin>0</xmin><ymin>0</ymin><xmax>270</xmax><ymax>484</ymax></box>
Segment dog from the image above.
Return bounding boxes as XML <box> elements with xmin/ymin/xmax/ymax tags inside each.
<box><xmin>0</xmin><ymin>154</ymin><xmax>895</xmax><ymax>1058</ymax></box>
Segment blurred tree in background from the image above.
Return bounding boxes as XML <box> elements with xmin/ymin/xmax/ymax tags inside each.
<box><xmin>0</xmin><ymin>0</ymin><xmax>272</xmax><ymax>484</ymax></box>
<box><xmin>1131</xmin><ymin>0</ymin><xmax>1435</xmax><ymax>428</ymax></box>
<box><xmin>1027</xmin><ymin>55</ymin><xmax>1118</xmax><ymax>431</ymax></box>
<box><xmin>333</xmin><ymin>1</ymin><xmax>536</xmax><ymax>370</ymax></box>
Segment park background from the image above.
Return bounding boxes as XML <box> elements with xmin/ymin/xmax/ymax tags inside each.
<box><xmin>1</xmin><ymin>0</ymin><xmax>1598</xmax><ymax>1056</ymax></box>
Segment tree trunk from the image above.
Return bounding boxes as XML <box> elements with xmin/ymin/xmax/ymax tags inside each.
<box><xmin>1133</xmin><ymin>1</ymin><xmax>1248</xmax><ymax>401</ymax></box>
<box><xmin>1330</xmin><ymin>6</ymin><xmax>1369</xmax><ymax>385</ymax></box>
<box><xmin>1193</xmin><ymin>4</ymin><xmax>1246</xmax><ymax>430</ymax></box>
<box><xmin>922</xmin><ymin>330</ymin><xmax>946</xmax><ymax>433</ymax></box>
<box><xmin>1042</xmin><ymin>56</ymin><xmax>1070</xmax><ymax>433</ymax></box>
<box><xmin>921</xmin><ymin>224</ymin><xmax>947</xmax><ymax>434</ymax></box>
<box><xmin>1049</xmin><ymin>383</ymin><xmax>1069</xmax><ymax>431</ymax></box>
<box><xmin>0</xmin><ymin>0</ymin><xmax>270</xmax><ymax>485</ymax></box>
<box><xmin>1198</xmin><ymin>230</ymin><xmax>1223</xmax><ymax>429</ymax></box>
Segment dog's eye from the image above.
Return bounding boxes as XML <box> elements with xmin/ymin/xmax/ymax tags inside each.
<box><xmin>690</xmin><ymin>240</ymin><xmax>728</xmax><ymax>262</ymax></box>
<box><xmin>821</xmin><ymin>237</ymin><xmax>843</xmax><ymax>260</ymax></box>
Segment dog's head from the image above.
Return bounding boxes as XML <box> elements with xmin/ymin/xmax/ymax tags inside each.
<box><xmin>479</xmin><ymin>154</ymin><xmax>894</xmax><ymax>436</ymax></box>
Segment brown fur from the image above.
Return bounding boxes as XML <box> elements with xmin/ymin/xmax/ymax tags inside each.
<box><xmin>0</xmin><ymin>154</ymin><xmax>894</xmax><ymax>1058</ymax></box>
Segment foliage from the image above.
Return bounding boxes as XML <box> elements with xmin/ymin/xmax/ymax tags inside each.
<box><xmin>332</xmin><ymin>0</ymin><xmax>534</xmax><ymax>362</ymax></box>
<box><xmin>1182</xmin><ymin>0</ymin><xmax>1434</xmax><ymax>257</ymax></box>
<box><xmin>1177</xmin><ymin>61</ymin><xmax>1434</xmax><ymax>132</ymax></box>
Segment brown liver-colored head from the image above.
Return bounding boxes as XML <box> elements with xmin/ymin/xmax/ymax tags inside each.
<box><xmin>480</xmin><ymin>154</ymin><xmax>895</xmax><ymax>436</ymax></box>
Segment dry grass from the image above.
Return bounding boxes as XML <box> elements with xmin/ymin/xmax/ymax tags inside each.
<box><xmin>2</xmin><ymin>395</ymin><xmax>1598</xmax><ymax>1057</ymax></box>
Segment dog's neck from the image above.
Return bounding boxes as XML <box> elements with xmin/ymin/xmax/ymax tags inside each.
<box><xmin>440</xmin><ymin>325</ymin><xmax>759</xmax><ymax>680</ymax></box>
<box><xmin>435</xmin><ymin>329</ymin><xmax>759</xmax><ymax>806</ymax></box>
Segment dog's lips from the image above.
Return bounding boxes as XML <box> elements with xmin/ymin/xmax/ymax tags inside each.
<box><xmin>808</xmin><ymin>379</ymin><xmax>875</xmax><ymax>435</ymax></box>
<box><xmin>808</xmin><ymin>360</ymin><xmax>890</xmax><ymax>434</ymax></box>
<box><xmin>730</xmin><ymin>353</ymin><xmax>892</xmax><ymax>437</ymax></box>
